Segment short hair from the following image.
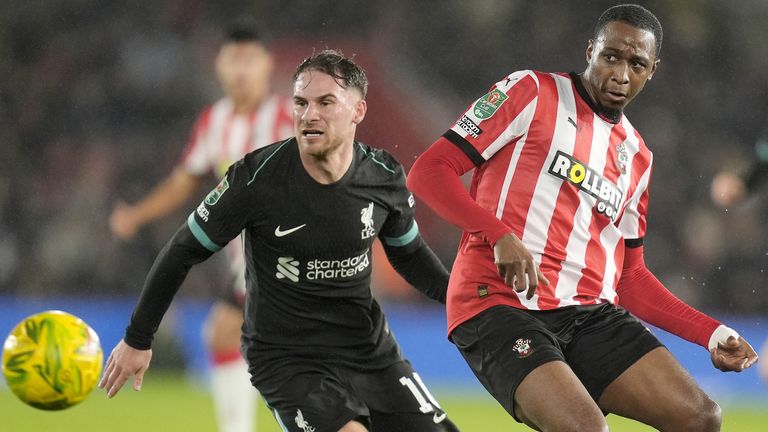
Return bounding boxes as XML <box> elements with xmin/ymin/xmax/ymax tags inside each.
<box><xmin>292</xmin><ymin>49</ymin><xmax>368</xmax><ymax>99</ymax></box>
<box><xmin>595</xmin><ymin>4</ymin><xmax>663</xmax><ymax>57</ymax></box>
<box><xmin>223</xmin><ymin>18</ymin><xmax>269</xmax><ymax>46</ymax></box>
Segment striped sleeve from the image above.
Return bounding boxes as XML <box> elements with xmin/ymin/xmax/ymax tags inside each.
<box><xmin>179</xmin><ymin>107</ymin><xmax>214</xmax><ymax>176</ymax></box>
<box><xmin>444</xmin><ymin>70</ymin><xmax>539</xmax><ymax>165</ymax></box>
<box><xmin>618</xmin><ymin>155</ymin><xmax>653</xmax><ymax>240</ymax></box>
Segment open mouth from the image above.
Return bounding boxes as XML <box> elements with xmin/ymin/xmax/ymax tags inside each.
<box><xmin>302</xmin><ymin>129</ymin><xmax>324</xmax><ymax>138</ymax></box>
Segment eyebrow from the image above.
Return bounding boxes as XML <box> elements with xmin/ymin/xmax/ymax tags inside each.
<box><xmin>601</xmin><ymin>47</ymin><xmax>650</xmax><ymax>63</ymax></box>
<box><xmin>293</xmin><ymin>93</ymin><xmax>338</xmax><ymax>101</ymax></box>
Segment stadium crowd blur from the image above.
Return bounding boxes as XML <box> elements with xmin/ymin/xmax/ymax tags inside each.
<box><xmin>2</xmin><ymin>0</ymin><xmax>767</xmax><ymax>315</ymax></box>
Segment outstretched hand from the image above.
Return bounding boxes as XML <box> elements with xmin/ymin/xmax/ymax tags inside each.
<box><xmin>98</xmin><ymin>339</ymin><xmax>153</xmax><ymax>398</ymax></box>
<box><xmin>493</xmin><ymin>233</ymin><xmax>549</xmax><ymax>300</ymax></box>
<box><xmin>710</xmin><ymin>336</ymin><xmax>758</xmax><ymax>372</ymax></box>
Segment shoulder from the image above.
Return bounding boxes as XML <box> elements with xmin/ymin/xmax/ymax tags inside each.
<box><xmin>355</xmin><ymin>142</ymin><xmax>405</xmax><ymax>179</ymax></box>
<box><xmin>240</xmin><ymin>138</ymin><xmax>296</xmax><ymax>180</ymax></box>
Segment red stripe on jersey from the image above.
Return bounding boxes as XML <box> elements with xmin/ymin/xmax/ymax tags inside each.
<box><xmin>242</xmin><ymin>109</ymin><xmax>257</xmax><ymax>156</ymax></box>
<box><xmin>499</xmin><ymin>73</ymin><xmax>559</xmax><ymax>235</ymax></box>
<box><xmin>273</xmin><ymin>98</ymin><xmax>293</xmax><ymax>141</ymax></box>
<box><xmin>573</xmin><ymin>122</ymin><xmax>628</xmax><ymax>304</ymax></box>
<box><xmin>463</xmin><ymin>74</ymin><xmax>538</xmax><ymax>157</ymax></box>
<box><xmin>179</xmin><ymin>107</ymin><xmax>212</xmax><ymax>165</ymax></box>
<box><xmin>536</xmin><ymin>89</ymin><xmax>596</xmax><ymax>308</ymax></box>
<box><xmin>614</xmin><ymin>131</ymin><xmax>651</xmax><ymax>227</ymax></box>
<box><xmin>220</xmin><ymin>110</ymin><xmax>236</xmax><ymax>161</ymax></box>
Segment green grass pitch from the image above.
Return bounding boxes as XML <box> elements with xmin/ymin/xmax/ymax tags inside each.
<box><xmin>1</xmin><ymin>373</ymin><xmax>765</xmax><ymax>431</ymax></box>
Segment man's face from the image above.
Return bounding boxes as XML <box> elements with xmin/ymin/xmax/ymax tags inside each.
<box><xmin>292</xmin><ymin>70</ymin><xmax>366</xmax><ymax>158</ymax></box>
<box><xmin>216</xmin><ymin>41</ymin><xmax>273</xmax><ymax>106</ymax></box>
<box><xmin>583</xmin><ymin>21</ymin><xmax>659</xmax><ymax>112</ymax></box>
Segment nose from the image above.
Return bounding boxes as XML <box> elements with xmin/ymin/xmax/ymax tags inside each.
<box><xmin>612</xmin><ymin>62</ymin><xmax>630</xmax><ymax>84</ymax></box>
<box><xmin>301</xmin><ymin>102</ymin><xmax>320</xmax><ymax>122</ymax></box>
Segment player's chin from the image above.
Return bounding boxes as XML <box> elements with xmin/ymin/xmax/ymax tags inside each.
<box><xmin>298</xmin><ymin>139</ymin><xmax>329</xmax><ymax>156</ymax></box>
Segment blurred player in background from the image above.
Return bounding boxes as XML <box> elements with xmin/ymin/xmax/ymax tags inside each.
<box><xmin>710</xmin><ymin>139</ymin><xmax>768</xmax><ymax>207</ymax></box>
<box><xmin>710</xmin><ymin>140</ymin><xmax>768</xmax><ymax>385</ymax></box>
<box><xmin>109</xmin><ymin>21</ymin><xmax>292</xmax><ymax>432</ymax></box>
<box><xmin>100</xmin><ymin>50</ymin><xmax>459</xmax><ymax>432</ymax></box>
<box><xmin>409</xmin><ymin>4</ymin><xmax>758</xmax><ymax>431</ymax></box>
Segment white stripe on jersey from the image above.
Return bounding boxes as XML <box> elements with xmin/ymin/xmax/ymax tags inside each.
<box><xmin>618</xmin><ymin>155</ymin><xmax>653</xmax><ymax>238</ymax></box>
<box><xmin>183</xmin><ymin>95</ymin><xmax>292</xmax><ymax>178</ymax></box>
<box><xmin>555</xmin><ymin>113</ymin><xmax>613</xmax><ymax>306</ymax></box>
<box><xmin>518</xmin><ymin>73</ymin><xmax>578</xmax><ymax>309</ymax></box>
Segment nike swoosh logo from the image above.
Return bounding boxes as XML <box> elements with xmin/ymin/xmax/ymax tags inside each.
<box><xmin>433</xmin><ymin>411</ymin><xmax>446</xmax><ymax>423</ymax></box>
<box><xmin>275</xmin><ymin>224</ymin><xmax>306</xmax><ymax>237</ymax></box>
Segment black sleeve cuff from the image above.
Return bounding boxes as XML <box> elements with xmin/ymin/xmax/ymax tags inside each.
<box><xmin>625</xmin><ymin>237</ymin><xmax>644</xmax><ymax>248</ymax></box>
<box><xmin>124</xmin><ymin>325</ymin><xmax>153</xmax><ymax>350</ymax></box>
<box><xmin>443</xmin><ymin>130</ymin><xmax>485</xmax><ymax>166</ymax></box>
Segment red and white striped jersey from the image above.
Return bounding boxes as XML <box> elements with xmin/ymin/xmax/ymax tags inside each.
<box><xmin>444</xmin><ymin>70</ymin><xmax>653</xmax><ymax>333</ymax></box>
<box><xmin>179</xmin><ymin>95</ymin><xmax>293</xmax><ymax>297</ymax></box>
<box><xmin>181</xmin><ymin>95</ymin><xmax>293</xmax><ymax>179</ymax></box>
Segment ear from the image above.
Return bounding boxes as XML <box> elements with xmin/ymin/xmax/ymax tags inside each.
<box><xmin>648</xmin><ymin>59</ymin><xmax>660</xmax><ymax>81</ymax></box>
<box><xmin>586</xmin><ymin>39</ymin><xmax>595</xmax><ymax>63</ymax></box>
<box><xmin>352</xmin><ymin>99</ymin><xmax>367</xmax><ymax>125</ymax></box>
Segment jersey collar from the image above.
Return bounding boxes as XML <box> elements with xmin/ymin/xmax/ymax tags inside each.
<box><xmin>569</xmin><ymin>72</ymin><xmax>622</xmax><ymax>124</ymax></box>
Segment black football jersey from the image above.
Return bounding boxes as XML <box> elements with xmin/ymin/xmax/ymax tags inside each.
<box><xmin>188</xmin><ymin>138</ymin><xmax>418</xmax><ymax>361</ymax></box>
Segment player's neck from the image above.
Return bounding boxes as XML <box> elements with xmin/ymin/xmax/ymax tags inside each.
<box><xmin>231</xmin><ymin>96</ymin><xmax>265</xmax><ymax>114</ymax></box>
<box><xmin>299</xmin><ymin>141</ymin><xmax>355</xmax><ymax>185</ymax></box>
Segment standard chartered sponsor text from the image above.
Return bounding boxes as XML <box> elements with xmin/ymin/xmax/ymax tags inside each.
<box><xmin>306</xmin><ymin>251</ymin><xmax>370</xmax><ymax>280</ymax></box>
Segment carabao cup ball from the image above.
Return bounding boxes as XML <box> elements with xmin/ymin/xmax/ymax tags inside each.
<box><xmin>2</xmin><ymin>310</ymin><xmax>103</xmax><ymax>410</ymax></box>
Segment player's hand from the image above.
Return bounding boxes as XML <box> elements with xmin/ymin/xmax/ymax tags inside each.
<box><xmin>493</xmin><ymin>233</ymin><xmax>549</xmax><ymax>300</ymax></box>
<box><xmin>110</xmin><ymin>201</ymin><xmax>140</xmax><ymax>240</ymax></box>
<box><xmin>98</xmin><ymin>339</ymin><xmax>152</xmax><ymax>398</ymax></box>
<box><xmin>710</xmin><ymin>336</ymin><xmax>758</xmax><ymax>372</ymax></box>
<box><xmin>710</xmin><ymin>172</ymin><xmax>746</xmax><ymax>207</ymax></box>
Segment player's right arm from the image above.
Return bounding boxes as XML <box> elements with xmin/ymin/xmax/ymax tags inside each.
<box><xmin>407</xmin><ymin>71</ymin><xmax>548</xmax><ymax>298</ymax></box>
<box><xmin>99</xmin><ymin>160</ymin><xmax>256</xmax><ymax>397</ymax></box>
<box><xmin>110</xmin><ymin>168</ymin><xmax>203</xmax><ymax>240</ymax></box>
<box><xmin>110</xmin><ymin>109</ymin><xmax>213</xmax><ymax>240</ymax></box>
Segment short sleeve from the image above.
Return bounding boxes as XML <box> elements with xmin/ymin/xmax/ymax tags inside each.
<box><xmin>618</xmin><ymin>164</ymin><xmax>652</xmax><ymax>241</ymax></box>
<box><xmin>379</xmin><ymin>164</ymin><xmax>419</xmax><ymax>248</ymax></box>
<box><xmin>444</xmin><ymin>70</ymin><xmax>540</xmax><ymax>165</ymax></box>
<box><xmin>179</xmin><ymin>108</ymin><xmax>214</xmax><ymax>176</ymax></box>
<box><xmin>187</xmin><ymin>159</ymin><xmax>256</xmax><ymax>252</ymax></box>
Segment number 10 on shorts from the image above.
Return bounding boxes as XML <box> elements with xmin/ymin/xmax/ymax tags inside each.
<box><xmin>399</xmin><ymin>373</ymin><xmax>442</xmax><ymax>413</ymax></box>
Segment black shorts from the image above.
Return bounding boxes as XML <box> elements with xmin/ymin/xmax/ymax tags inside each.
<box><xmin>253</xmin><ymin>359</ymin><xmax>459</xmax><ymax>432</ymax></box>
<box><xmin>451</xmin><ymin>303</ymin><xmax>663</xmax><ymax>420</ymax></box>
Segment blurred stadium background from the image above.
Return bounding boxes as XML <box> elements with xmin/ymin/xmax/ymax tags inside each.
<box><xmin>1</xmin><ymin>0</ymin><xmax>767</xmax><ymax>430</ymax></box>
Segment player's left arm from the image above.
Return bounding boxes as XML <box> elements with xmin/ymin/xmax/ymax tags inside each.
<box><xmin>617</xmin><ymin>243</ymin><xmax>758</xmax><ymax>372</ymax></box>
<box><xmin>617</xmin><ymin>159</ymin><xmax>757</xmax><ymax>372</ymax></box>
<box><xmin>381</xmin><ymin>228</ymin><xmax>450</xmax><ymax>304</ymax></box>
<box><xmin>378</xmin><ymin>153</ymin><xmax>449</xmax><ymax>303</ymax></box>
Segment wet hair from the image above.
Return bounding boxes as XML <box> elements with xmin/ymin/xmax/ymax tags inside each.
<box><xmin>223</xmin><ymin>18</ymin><xmax>269</xmax><ymax>46</ymax></box>
<box><xmin>293</xmin><ymin>49</ymin><xmax>368</xmax><ymax>99</ymax></box>
<box><xmin>595</xmin><ymin>4</ymin><xmax>663</xmax><ymax>57</ymax></box>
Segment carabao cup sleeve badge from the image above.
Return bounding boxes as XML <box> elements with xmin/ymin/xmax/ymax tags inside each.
<box><xmin>473</xmin><ymin>89</ymin><xmax>509</xmax><ymax>120</ymax></box>
<box><xmin>205</xmin><ymin>178</ymin><xmax>229</xmax><ymax>206</ymax></box>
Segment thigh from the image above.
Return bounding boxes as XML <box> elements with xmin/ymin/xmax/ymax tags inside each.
<box><xmin>451</xmin><ymin>306</ymin><xmax>606</xmax><ymax>430</ymax></box>
<box><xmin>451</xmin><ymin>305</ymin><xmax>564</xmax><ymax>419</ymax></box>
<box><xmin>203</xmin><ymin>301</ymin><xmax>244</xmax><ymax>351</ymax></box>
<box><xmin>598</xmin><ymin>347</ymin><xmax>718</xmax><ymax>430</ymax></box>
<box><xmin>260</xmin><ymin>370</ymin><xmax>370</xmax><ymax>432</ymax></box>
<box><xmin>353</xmin><ymin>360</ymin><xmax>458</xmax><ymax>430</ymax></box>
<box><xmin>564</xmin><ymin>305</ymin><xmax>663</xmax><ymax>401</ymax></box>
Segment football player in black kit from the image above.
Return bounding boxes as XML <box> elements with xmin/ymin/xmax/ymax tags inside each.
<box><xmin>98</xmin><ymin>50</ymin><xmax>461</xmax><ymax>432</ymax></box>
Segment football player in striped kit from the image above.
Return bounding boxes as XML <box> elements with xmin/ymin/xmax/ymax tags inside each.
<box><xmin>109</xmin><ymin>22</ymin><xmax>292</xmax><ymax>432</ymax></box>
<box><xmin>409</xmin><ymin>4</ymin><xmax>758</xmax><ymax>432</ymax></box>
